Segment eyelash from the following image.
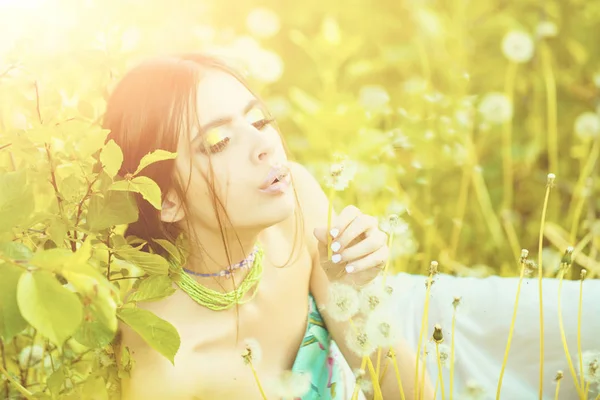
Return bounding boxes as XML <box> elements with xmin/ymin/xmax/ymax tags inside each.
<box><xmin>202</xmin><ymin>118</ymin><xmax>276</xmax><ymax>154</ymax></box>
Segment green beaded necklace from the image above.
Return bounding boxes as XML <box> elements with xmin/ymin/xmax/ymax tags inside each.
<box><xmin>175</xmin><ymin>245</ymin><xmax>264</xmax><ymax>311</ymax></box>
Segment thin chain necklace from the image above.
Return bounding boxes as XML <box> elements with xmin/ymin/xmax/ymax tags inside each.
<box><xmin>175</xmin><ymin>245</ymin><xmax>264</xmax><ymax>311</ymax></box>
<box><xmin>182</xmin><ymin>245</ymin><xmax>260</xmax><ymax>278</ymax></box>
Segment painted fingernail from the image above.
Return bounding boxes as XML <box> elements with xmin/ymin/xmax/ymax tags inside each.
<box><xmin>329</xmin><ymin>228</ymin><xmax>339</xmax><ymax>238</ymax></box>
<box><xmin>331</xmin><ymin>241</ymin><xmax>341</xmax><ymax>252</ymax></box>
<box><xmin>331</xmin><ymin>253</ymin><xmax>342</xmax><ymax>264</ymax></box>
<box><xmin>345</xmin><ymin>265</ymin><xmax>355</xmax><ymax>273</ymax></box>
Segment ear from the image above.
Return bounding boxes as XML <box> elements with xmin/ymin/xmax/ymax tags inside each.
<box><xmin>160</xmin><ymin>189</ymin><xmax>185</xmax><ymax>223</ymax></box>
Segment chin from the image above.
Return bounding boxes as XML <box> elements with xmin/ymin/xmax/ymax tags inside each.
<box><xmin>263</xmin><ymin>192</ymin><xmax>297</xmax><ymax>226</ymax></box>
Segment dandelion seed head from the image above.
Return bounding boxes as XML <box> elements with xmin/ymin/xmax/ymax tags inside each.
<box><xmin>574</xmin><ymin>112</ymin><xmax>600</xmax><ymax>140</ymax></box>
<box><xmin>554</xmin><ymin>370</ymin><xmax>564</xmax><ymax>382</ymax></box>
<box><xmin>365</xmin><ymin>306</ymin><xmax>401</xmax><ymax>348</ymax></box>
<box><xmin>323</xmin><ymin>156</ymin><xmax>357</xmax><ymax>192</ymax></box>
<box><xmin>524</xmin><ymin>260</ymin><xmax>538</xmax><ymax>276</ymax></box>
<box><xmin>478</xmin><ymin>92</ymin><xmax>513</xmax><ymax>124</ymax></box>
<box><xmin>241</xmin><ymin>338</ymin><xmax>262</xmax><ymax>365</ymax></box>
<box><xmin>501</xmin><ymin>31</ymin><xmax>535</xmax><ymax>63</ymax></box>
<box><xmin>437</xmin><ymin>343</ymin><xmax>452</xmax><ymax>367</ymax></box>
<box><xmin>18</xmin><ymin>345</ymin><xmax>45</xmax><ymax>369</ymax></box>
<box><xmin>452</xmin><ymin>296</ymin><xmax>462</xmax><ymax>309</ymax></box>
<box><xmin>579</xmin><ymin>351</ymin><xmax>600</xmax><ymax>384</ymax></box>
<box><xmin>429</xmin><ymin>261</ymin><xmax>439</xmax><ymax>276</ymax></box>
<box><xmin>581</xmin><ymin>269</ymin><xmax>587</xmax><ymax>280</ymax></box>
<box><xmin>359</xmin><ymin>281</ymin><xmax>392</xmax><ymax>314</ymax></box>
<box><xmin>326</xmin><ymin>283</ymin><xmax>360</xmax><ymax>322</ymax></box>
<box><xmin>520</xmin><ymin>249</ymin><xmax>529</xmax><ymax>260</ymax></box>
<box><xmin>345</xmin><ymin>320</ymin><xmax>376</xmax><ymax>357</ymax></box>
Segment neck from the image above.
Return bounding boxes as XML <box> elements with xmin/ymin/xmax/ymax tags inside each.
<box><xmin>183</xmin><ymin>224</ymin><xmax>262</xmax><ymax>276</ymax></box>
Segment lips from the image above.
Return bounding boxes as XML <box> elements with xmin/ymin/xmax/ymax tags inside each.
<box><xmin>259</xmin><ymin>164</ymin><xmax>290</xmax><ymax>191</ymax></box>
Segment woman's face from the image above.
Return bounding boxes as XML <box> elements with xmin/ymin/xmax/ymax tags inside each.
<box><xmin>167</xmin><ymin>68</ymin><xmax>296</xmax><ymax>233</ymax></box>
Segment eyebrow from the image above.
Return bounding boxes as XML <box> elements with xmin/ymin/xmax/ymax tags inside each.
<box><xmin>195</xmin><ymin>98</ymin><xmax>262</xmax><ymax>139</ymax></box>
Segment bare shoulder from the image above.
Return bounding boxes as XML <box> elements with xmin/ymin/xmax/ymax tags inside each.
<box><xmin>288</xmin><ymin>161</ymin><xmax>330</xmax><ymax>255</ymax></box>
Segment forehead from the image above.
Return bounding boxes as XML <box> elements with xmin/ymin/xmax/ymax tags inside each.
<box><xmin>195</xmin><ymin>69</ymin><xmax>256</xmax><ymax>123</ymax></box>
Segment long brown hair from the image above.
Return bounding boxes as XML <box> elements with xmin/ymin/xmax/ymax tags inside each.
<box><xmin>103</xmin><ymin>53</ymin><xmax>304</xmax><ymax>269</ymax></box>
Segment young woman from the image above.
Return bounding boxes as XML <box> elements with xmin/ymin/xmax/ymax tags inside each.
<box><xmin>104</xmin><ymin>54</ymin><xmax>434</xmax><ymax>399</ymax></box>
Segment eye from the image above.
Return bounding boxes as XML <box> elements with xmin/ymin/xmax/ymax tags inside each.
<box><xmin>252</xmin><ymin>118</ymin><xmax>275</xmax><ymax>131</ymax></box>
<box><xmin>206</xmin><ymin>137</ymin><xmax>230</xmax><ymax>154</ymax></box>
<box><xmin>199</xmin><ymin>128</ymin><xmax>231</xmax><ymax>154</ymax></box>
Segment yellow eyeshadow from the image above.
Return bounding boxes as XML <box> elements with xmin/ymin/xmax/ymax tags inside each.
<box><xmin>245</xmin><ymin>108</ymin><xmax>265</xmax><ymax>124</ymax></box>
<box><xmin>205</xmin><ymin>128</ymin><xmax>227</xmax><ymax>146</ymax></box>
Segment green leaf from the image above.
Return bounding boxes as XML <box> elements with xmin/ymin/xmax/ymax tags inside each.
<box><xmin>117</xmin><ymin>308</ymin><xmax>180</xmax><ymax>365</ymax></box>
<box><xmin>115</xmin><ymin>247</ymin><xmax>169</xmax><ymax>275</ymax></box>
<box><xmin>100</xmin><ymin>139</ymin><xmax>123</xmax><ymax>179</ymax></box>
<box><xmin>63</xmin><ymin>264</ymin><xmax>119</xmax><ymax>348</ymax></box>
<box><xmin>81</xmin><ymin>374</ymin><xmax>109</xmax><ymax>400</ymax></box>
<box><xmin>47</xmin><ymin>367</ymin><xmax>66</xmax><ymax>396</ymax></box>
<box><xmin>153</xmin><ymin>238</ymin><xmax>182</xmax><ymax>265</ymax></box>
<box><xmin>17</xmin><ymin>271</ymin><xmax>83</xmax><ymax>346</ymax></box>
<box><xmin>86</xmin><ymin>190</ymin><xmax>139</xmax><ymax>231</ymax></box>
<box><xmin>30</xmin><ymin>248</ymin><xmax>74</xmax><ymax>272</ymax></box>
<box><xmin>128</xmin><ymin>275</ymin><xmax>176</xmax><ymax>303</ymax></box>
<box><xmin>110</xmin><ymin>176</ymin><xmax>162</xmax><ymax>210</ymax></box>
<box><xmin>0</xmin><ymin>263</ymin><xmax>28</xmax><ymax>341</ymax></box>
<box><xmin>0</xmin><ymin>242</ymin><xmax>33</xmax><ymax>261</ymax></box>
<box><xmin>74</xmin><ymin>302</ymin><xmax>117</xmax><ymax>348</ymax></box>
<box><xmin>0</xmin><ymin>169</ymin><xmax>35</xmax><ymax>233</ymax></box>
<box><xmin>133</xmin><ymin>149</ymin><xmax>177</xmax><ymax>176</ymax></box>
<box><xmin>47</xmin><ymin>217</ymin><xmax>68</xmax><ymax>246</ymax></box>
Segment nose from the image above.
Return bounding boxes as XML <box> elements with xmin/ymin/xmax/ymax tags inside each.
<box><xmin>249</xmin><ymin>130</ymin><xmax>275</xmax><ymax>164</ymax></box>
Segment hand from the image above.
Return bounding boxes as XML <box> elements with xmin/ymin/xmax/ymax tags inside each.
<box><xmin>313</xmin><ymin>205</ymin><xmax>389</xmax><ymax>287</ymax></box>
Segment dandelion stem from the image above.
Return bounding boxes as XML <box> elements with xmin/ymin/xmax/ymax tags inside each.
<box><xmin>540</xmin><ymin>43</ymin><xmax>559</xmax><ymax>178</ymax></box>
<box><xmin>554</xmin><ymin>379</ymin><xmax>561</xmax><ymax>400</ymax></box>
<box><xmin>433</xmin><ymin>375</ymin><xmax>439</xmax><ymax>399</ymax></box>
<box><xmin>435</xmin><ymin>342</ymin><xmax>446</xmax><ymax>400</ymax></box>
<box><xmin>366</xmin><ymin>356</ymin><xmax>384</xmax><ymax>400</ymax></box>
<box><xmin>0</xmin><ymin>364</ymin><xmax>34</xmax><ymax>399</ymax></box>
<box><xmin>502</xmin><ymin>61</ymin><xmax>518</xmax><ymax>211</ymax></box>
<box><xmin>450</xmin><ymin>309</ymin><xmax>457</xmax><ymax>400</ymax></box>
<box><xmin>577</xmin><ymin>275</ymin><xmax>585</xmax><ymax>392</ymax></box>
<box><xmin>415</xmin><ymin>274</ymin><xmax>433</xmax><ymax>400</ymax></box>
<box><xmin>351</xmin><ymin>356</ymin><xmax>368</xmax><ymax>400</ymax></box>
<box><xmin>496</xmin><ymin>258</ymin><xmax>526</xmax><ymax>400</ymax></box>
<box><xmin>248</xmin><ymin>361</ymin><xmax>268</xmax><ymax>400</ymax></box>
<box><xmin>390</xmin><ymin>349</ymin><xmax>407</xmax><ymax>400</ymax></box>
<box><xmin>327</xmin><ymin>186</ymin><xmax>334</xmax><ymax>260</ymax></box>
<box><xmin>537</xmin><ymin>176</ymin><xmax>554</xmax><ymax>399</ymax></box>
<box><xmin>419</xmin><ymin>343</ymin><xmax>428</xmax><ymax>400</ymax></box>
<box><xmin>557</xmin><ymin>270</ymin><xmax>584</xmax><ymax>398</ymax></box>
<box><xmin>377</xmin><ymin>231</ymin><xmax>396</xmax><ymax>376</ymax></box>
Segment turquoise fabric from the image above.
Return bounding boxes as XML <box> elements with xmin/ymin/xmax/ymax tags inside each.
<box><xmin>291</xmin><ymin>295</ymin><xmax>358</xmax><ymax>400</ymax></box>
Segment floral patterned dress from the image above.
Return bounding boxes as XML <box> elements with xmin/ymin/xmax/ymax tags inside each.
<box><xmin>291</xmin><ymin>295</ymin><xmax>366</xmax><ymax>400</ymax></box>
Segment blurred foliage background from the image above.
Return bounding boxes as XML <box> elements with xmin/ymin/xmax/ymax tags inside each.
<box><xmin>1</xmin><ymin>0</ymin><xmax>599</xmax><ymax>279</ymax></box>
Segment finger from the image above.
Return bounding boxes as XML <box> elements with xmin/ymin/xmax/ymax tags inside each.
<box><xmin>333</xmin><ymin>213</ymin><xmax>378</xmax><ymax>251</ymax></box>
<box><xmin>339</xmin><ymin>229</ymin><xmax>387</xmax><ymax>264</ymax></box>
<box><xmin>329</xmin><ymin>205</ymin><xmax>361</xmax><ymax>238</ymax></box>
<box><xmin>344</xmin><ymin>246</ymin><xmax>389</xmax><ymax>274</ymax></box>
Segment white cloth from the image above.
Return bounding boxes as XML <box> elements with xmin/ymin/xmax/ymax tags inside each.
<box><xmin>386</xmin><ymin>272</ymin><xmax>600</xmax><ymax>400</ymax></box>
